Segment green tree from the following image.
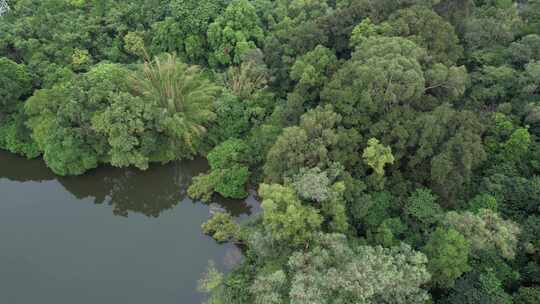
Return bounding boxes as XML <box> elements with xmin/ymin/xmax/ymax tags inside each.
<box><xmin>390</xmin><ymin>5</ymin><xmax>463</xmax><ymax>65</ymax></box>
<box><xmin>189</xmin><ymin>138</ymin><xmax>250</xmax><ymax>200</ymax></box>
<box><xmin>501</xmin><ymin>128</ymin><xmax>532</xmax><ymax>164</ymax></box>
<box><xmin>349</xmin><ymin>18</ymin><xmax>390</xmax><ymax>49</ymax></box>
<box><xmin>514</xmin><ymin>287</ymin><xmax>540</xmax><ymax>304</ymax></box>
<box><xmin>363</xmin><ymin>138</ymin><xmax>395</xmax><ymax>176</ymax></box>
<box><xmin>443</xmin><ymin>209</ymin><xmax>520</xmax><ymax>260</ymax></box>
<box><xmin>285</xmin><ymin>234</ymin><xmax>431</xmax><ymax>304</ymax></box>
<box><xmin>290</xmin><ymin>45</ymin><xmax>338</xmax><ymax>103</ymax></box>
<box><xmin>259</xmin><ymin>183</ymin><xmax>323</xmax><ymax>247</ymax></box>
<box><xmin>264</xmin><ymin>105</ymin><xmax>343</xmax><ymax>183</ymax></box>
<box><xmin>468</xmin><ymin>193</ymin><xmax>498</xmax><ymax>213</ymax></box>
<box><xmin>0</xmin><ymin>57</ymin><xmax>32</xmax><ymax>117</ymax></box>
<box><xmin>322</xmin><ymin>36</ymin><xmax>426</xmax><ymax>128</ymax></box>
<box><xmin>150</xmin><ymin>0</ymin><xmax>228</xmax><ymax>63</ymax></box>
<box><xmin>422</xmin><ymin>227</ymin><xmax>471</xmax><ymax>289</ymax></box>
<box><xmin>207</xmin><ymin>0</ymin><xmax>264</xmax><ymax>67</ymax></box>
<box><xmin>405</xmin><ymin>188</ymin><xmax>443</xmax><ymax>229</ymax></box>
<box><xmin>130</xmin><ymin>53</ymin><xmax>221</xmax><ymax>162</ymax></box>
<box><xmin>25</xmin><ymin>63</ymin><xmax>130</xmax><ymax>175</ymax></box>
<box><xmin>202</xmin><ymin>212</ymin><xmax>242</xmax><ymax>243</ymax></box>
<box><xmin>442</xmin><ymin>270</ymin><xmax>513</xmax><ymax>304</ymax></box>
<box><xmin>411</xmin><ymin>103</ymin><xmax>486</xmax><ymax>203</ymax></box>
<box><xmin>91</xmin><ymin>92</ymin><xmax>157</xmax><ymax>170</ymax></box>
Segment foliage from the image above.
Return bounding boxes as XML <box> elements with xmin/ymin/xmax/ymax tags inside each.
<box><xmin>443</xmin><ymin>209</ymin><xmax>520</xmax><ymax>260</ymax></box>
<box><xmin>514</xmin><ymin>287</ymin><xmax>540</xmax><ymax>304</ymax></box>
<box><xmin>441</xmin><ymin>270</ymin><xmax>513</xmax><ymax>304</ymax></box>
<box><xmin>130</xmin><ymin>53</ymin><xmax>220</xmax><ymax>161</ymax></box>
<box><xmin>150</xmin><ymin>0</ymin><xmax>228</xmax><ymax>64</ymax></box>
<box><xmin>207</xmin><ymin>0</ymin><xmax>264</xmax><ymax>67</ymax></box>
<box><xmin>285</xmin><ymin>234</ymin><xmax>431</xmax><ymax>304</ymax></box>
<box><xmin>264</xmin><ymin>105</ymin><xmax>344</xmax><ymax>183</ymax></box>
<box><xmin>322</xmin><ymin>36</ymin><xmax>426</xmax><ymax>128</ymax></box>
<box><xmin>202</xmin><ymin>212</ymin><xmax>242</xmax><ymax>243</ymax></box>
<box><xmin>468</xmin><ymin>193</ymin><xmax>498</xmax><ymax>213</ymax></box>
<box><xmin>405</xmin><ymin>188</ymin><xmax>443</xmax><ymax>229</ymax></box>
<box><xmin>0</xmin><ymin>57</ymin><xmax>32</xmax><ymax>117</ymax></box>
<box><xmin>3</xmin><ymin>1</ymin><xmax>540</xmax><ymax>301</ymax></box>
<box><xmin>422</xmin><ymin>227</ymin><xmax>471</xmax><ymax>288</ymax></box>
<box><xmin>25</xmin><ymin>63</ymin><xmax>130</xmax><ymax>175</ymax></box>
<box><xmin>390</xmin><ymin>5</ymin><xmax>463</xmax><ymax>65</ymax></box>
<box><xmin>259</xmin><ymin>183</ymin><xmax>323</xmax><ymax>247</ymax></box>
<box><xmin>189</xmin><ymin>139</ymin><xmax>250</xmax><ymax>200</ymax></box>
<box><xmin>363</xmin><ymin>138</ymin><xmax>395</xmax><ymax>176</ymax></box>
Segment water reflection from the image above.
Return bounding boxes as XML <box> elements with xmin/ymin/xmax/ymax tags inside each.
<box><xmin>0</xmin><ymin>151</ymin><xmax>253</xmax><ymax>217</ymax></box>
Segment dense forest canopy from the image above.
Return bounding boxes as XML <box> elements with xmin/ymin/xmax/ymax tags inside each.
<box><xmin>1</xmin><ymin>0</ymin><xmax>540</xmax><ymax>303</ymax></box>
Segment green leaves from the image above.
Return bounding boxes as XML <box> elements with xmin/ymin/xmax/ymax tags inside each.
<box><xmin>24</xmin><ymin>55</ymin><xmax>221</xmax><ymax>175</ymax></box>
<box><xmin>259</xmin><ymin>183</ymin><xmax>323</xmax><ymax>247</ymax></box>
<box><xmin>25</xmin><ymin>63</ymin><xmax>129</xmax><ymax>175</ymax></box>
<box><xmin>363</xmin><ymin>138</ymin><xmax>395</xmax><ymax>176</ymax></box>
<box><xmin>322</xmin><ymin>36</ymin><xmax>426</xmax><ymax>128</ymax></box>
<box><xmin>202</xmin><ymin>212</ymin><xmax>242</xmax><ymax>243</ymax></box>
<box><xmin>443</xmin><ymin>209</ymin><xmax>520</xmax><ymax>260</ymax></box>
<box><xmin>132</xmin><ymin>53</ymin><xmax>220</xmax><ymax>161</ymax></box>
<box><xmin>189</xmin><ymin>139</ymin><xmax>250</xmax><ymax>200</ymax></box>
<box><xmin>423</xmin><ymin>227</ymin><xmax>471</xmax><ymax>288</ymax></box>
<box><xmin>207</xmin><ymin>0</ymin><xmax>264</xmax><ymax>67</ymax></box>
<box><xmin>0</xmin><ymin>57</ymin><xmax>32</xmax><ymax>116</ymax></box>
<box><xmin>405</xmin><ymin>188</ymin><xmax>443</xmax><ymax>229</ymax></box>
<box><xmin>287</xmin><ymin>234</ymin><xmax>431</xmax><ymax>304</ymax></box>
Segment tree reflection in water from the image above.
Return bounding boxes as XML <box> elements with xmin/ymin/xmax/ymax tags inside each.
<box><xmin>0</xmin><ymin>151</ymin><xmax>254</xmax><ymax>217</ymax></box>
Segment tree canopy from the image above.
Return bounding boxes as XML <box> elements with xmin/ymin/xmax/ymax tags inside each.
<box><xmin>2</xmin><ymin>0</ymin><xmax>540</xmax><ymax>302</ymax></box>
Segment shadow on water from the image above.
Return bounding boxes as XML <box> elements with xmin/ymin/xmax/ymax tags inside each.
<box><xmin>0</xmin><ymin>151</ymin><xmax>255</xmax><ymax>218</ymax></box>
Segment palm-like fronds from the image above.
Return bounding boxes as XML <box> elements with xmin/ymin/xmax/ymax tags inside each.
<box><xmin>131</xmin><ymin>53</ymin><xmax>221</xmax><ymax>159</ymax></box>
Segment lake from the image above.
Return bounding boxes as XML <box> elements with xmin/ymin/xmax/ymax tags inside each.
<box><xmin>0</xmin><ymin>150</ymin><xmax>257</xmax><ymax>304</ymax></box>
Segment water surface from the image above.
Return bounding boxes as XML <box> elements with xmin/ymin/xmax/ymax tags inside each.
<box><xmin>0</xmin><ymin>151</ymin><xmax>255</xmax><ymax>304</ymax></box>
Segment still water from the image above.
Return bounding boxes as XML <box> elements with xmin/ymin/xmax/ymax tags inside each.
<box><xmin>0</xmin><ymin>151</ymin><xmax>256</xmax><ymax>304</ymax></box>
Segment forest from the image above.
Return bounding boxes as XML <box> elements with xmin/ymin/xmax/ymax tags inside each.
<box><xmin>1</xmin><ymin>0</ymin><xmax>540</xmax><ymax>303</ymax></box>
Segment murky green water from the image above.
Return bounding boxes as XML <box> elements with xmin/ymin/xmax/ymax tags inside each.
<box><xmin>0</xmin><ymin>151</ymin><xmax>256</xmax><ymax>304</ymax></box>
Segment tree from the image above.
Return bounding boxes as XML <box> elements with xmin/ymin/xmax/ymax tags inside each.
<box><xmin>514</xmin><ymin>287</ymin><xmax>540</xmax><ymax>304</ymax></box>
<box><xmin>363</xmin><ymin>138</ymin><xmax>395</xmax><ymax>176</ymax></box>
<box><xmin>522</xmin><ymin>0</ymin><xmax>540</xmax><ymax>35</ymax></box>
<box><xmin>468</xmin><ymin>193</ymin><xmax>498</xmax><ymax>213</ymax></box>
<box><xmin>207</xmin><ymin>0</ymin><xmax>264</xmax><ymax>67</ymax></box>
<box><xmin>349</xmin><ymin>18</ymin><xmax>390</xmax><ymax>49</ymax></box>
<box><xmin>501</xmin><ymin>128</ymin><xmax>532</xmax><ymax>164</ymax></box>
<box><xmin>405</xmin><ymin>188</ymin><xmax>443</xmax><ymax>229</ymax></box>
<box><xmin>264</xmin><ymin>105</ymin><xmax>343</xmax><ymax>183</ymax></box>
<box><xmin>150</xmin><ymin>0</ymin><xmax>228</xmax><ymax>63</ymax></box>
<box><xmin>422</xmin><ymin>227</ymin><xmax>471</xmax><ymax>289</ymax></box>
<box><xmin>424</xmin><ymin>64</ymin><xmax>469</xmax><ymax>101</ymax></box>
<box><xmin>0</xmin><ymin>57</ymin><xmax>37</xmax><ymax>158</ymax></box>
<box><xmin>189</xmin><ymin>138</ymin><xmax>250</xmax><ymax>200</ymax></box>
<box><xmin>509</xmin><ymin>34</ymin><xmax>540</xmax><ymax>66</ymax></box>
<box><xmin>322</xmin><ymin>36</ymin><xmax>426</xmax><ymax>129</ymax></box>
<box><xmin>130</xmin><ymin>53</ymin><xmax>221</xmax><ymax>162</ymax></box>
<box><xmin>390</xmin><ymin>5</ymin><xmax>463</xmax><ymax>65</ymax></box>
<box><xmin>410</xmin><ymin>103</ymin><xmax>486</xmax><ymax>203</ymax></box>
<box><xmin>0</xmin><ymin>57</ymin><xmax>31</xmax><ymax>117</ymax></box>
<box><xmin>25</xmin><ymin>63</ymin><xmax>130</xmax><ymax>175</ymax></box>
<box><xmin>202</xmin><ymin>212</ymin><xmax>242</xmax><ymax>243</ymax></box>
<box><xmin>441</xmin><ymin>270</ymin><xmax>513</xmax><ymax>304</ymax></box>
<box><xmin>290</xmin><ymin>45</ymin><xmax>338</xmax><ymax>103</ymax></box>
<box><xmin>285</xmin><ymin>233</ymin><xmax>431</xmax><ymax>304</ymax></box>
<box><xmin>261</xmin><ymin>0</ymin><xmax>333</xmax><ymax>91</ymax></box>
<box><xmin>443</xmin><ymin>209</ymin><xmax>520</xmax><ymax>260</ymax></box>
<box><xmin>259</xmin><ymin>183</ymin><xmax>323</xmax><ymax>247</ymax></box>
<box><xmin>91</xmin><ymin>92</ymin><xmax>157</xmax><ymax>170</ymax></box>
